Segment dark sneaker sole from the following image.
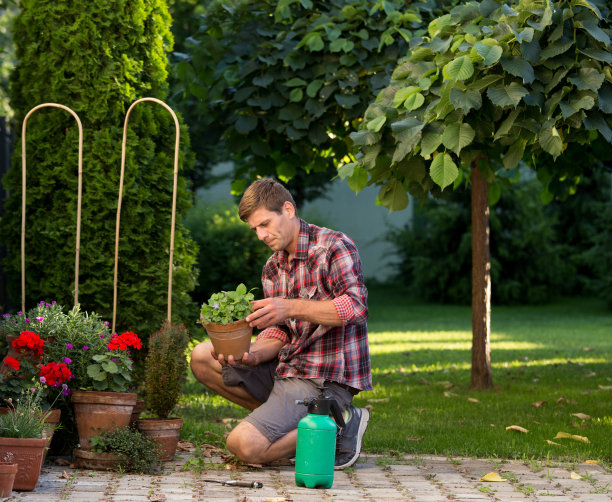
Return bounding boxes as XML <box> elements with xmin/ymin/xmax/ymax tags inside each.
<box><xmin>334</xmin><ymin>407</ymin><xmax>370</xmax><ymax>470</ymax></box>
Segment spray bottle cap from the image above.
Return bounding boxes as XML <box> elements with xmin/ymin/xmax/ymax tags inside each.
<box><xmin>296</xmin><ymin>390</ymin><xmax>345</xmax><ymax>426</ymax></box>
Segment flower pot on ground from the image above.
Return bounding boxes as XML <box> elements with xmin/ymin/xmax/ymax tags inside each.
<box><xmin>0</xmin><ymin>461</ymin><xmax>18</xmax><ymax>497</ymax></box>
<box><xmin>71</xmin><ymin>391</ymin><xmax>137</xmax><ymax>451</ymax></box>
<box><xmin>200</xmin><ymin>284</ymin><xmax>255</xmax><ymax>360</ymax></box>
<box><xmin>73</xmin><ymin>448</ymin><xmax>121</xmax><ymax>471</ymax></box>
<box><xmin>129</xmin><ymin>399</ymin><xmax>146</xmax><ymax>426</ymax></box>
<box><xmin>136</xmin><ymin>321</ymin><xmax>189</xmax><ymax>461</ymax></box>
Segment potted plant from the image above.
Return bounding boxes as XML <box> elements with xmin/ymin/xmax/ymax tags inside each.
<box><xmin>199</xmin><ymin>283</ymin><xmax>255</xmax><ymax>360</ymax></box>
<box><xmin>136</xmin><ymin>320</ymin><xmax>189</xmax><ymax>461</ymax></box>
<box><xmin>0</xmin><ymin>384</ymin><xmax>64</xmax><ymax>491</ymax></box>
<box><xmin>0</xmin><ymin>452</ymin><xmax>18</xmax><ymax>498</ymax></box>
<box><xmin>76</xmin><ymin>425</ymin><xmax>161</xmax><ymax>472</ymax></box>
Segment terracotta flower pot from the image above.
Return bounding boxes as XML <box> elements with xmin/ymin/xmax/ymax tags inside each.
<box><xmin>71</xmin><ymin>391</ymin><xmax>137</xmax><ymax>450</ymax></box>
<box><xmin>135</xmin><ymin>417</ymin><xmax>183</xmax><ymax>461</ymax></box>
<box><xmin>0</xmin><ymin>437</ymin><xmax>46</xmax><ymax>491</ymax></box>
<box><xmin>74</xmin><ymin>448</ymin><xmax>121</xmax><ymax>471</ymax></box>
<box><xmin>202</xmin><ymin>319</ymin><xmax>253</xmax><ymax>360</ymax></box>
<box><xmin>0</xmin><ymin>462</ymin><xmax>18</xmax><ymax>498</ymax></box>
<box><xmin>129</xmin><ymin>399</ymin><xmax>146</xmax><ymax>426</ymax></box>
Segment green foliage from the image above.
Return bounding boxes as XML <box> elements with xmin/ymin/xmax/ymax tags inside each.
<box><xmin>172</xmin><ymin>0</ymin><xmax>457</xmax><ymax>200</ymax></box>
<box><xmin>183</xmin><ymin>199</ymin><xmax>270</xmax><ymax>301</ymax></box>
<box><xmin>200</xmin><ymin>284</ymin><xmax>254</xmax><ymax>325</ymax></box>
<box><xmin>0</xmin><ymin>385</ymin><xmax>51</xmax><ymax>438</ymax></box>
<box><xmin>344</xmin><ymin>0</ymin><xmax>612</xmax><ymax>210</ymax></box>
<box><xmin>0</xmin><ymin>0</ymin><xmax>198</xmax><ymax>337</ymax></box>
<box><xmin>387</xmin><ymin>175</ymin><xmax>569</xmax><ymax>304</ymax></box>
<box><xmin>144</xmin><ymin>320</ymin><xmax>189</xmax><ymax>418</ymax></box>
<box><xmin>89</xmin><ymin>426</ymin><xmax>161</xmax><ymax>473</ymax></box>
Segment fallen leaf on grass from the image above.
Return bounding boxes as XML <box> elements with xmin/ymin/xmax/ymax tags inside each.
<box><xmin>467</xmin><ymin>397</ymin><xmax>480</xmax><ymax>403</ymax></box>
<box><xmin>598</xmin><ymin>385</ymin><xmax>612</xmax><ymax>390</ymax></box>
<box><xmin>412</xmin><ymin>408</ymin><xmax>427</xmax><ymax>413</ymax></box>
<box><xmin>557</xmin><ymin>396</ymin><xmax>568</xmax><ymax>404</ymax></box>
<box><xmin>505</xmin><ymin>425</ymin><xmax>529</xmax><ymax>433</ymax></box>
<box><xmin>480</xmin><ymin>472</ymin><xmax>506</xmax><ymax>482</ymax></box>
<box><xmin>435</xmin><ymin>381</ymin><xmax>454</xmax><ymax>389</ymax></box>
<box><xmin>532</xmin><ymin>401</ymin><xmax>546</xmax><ymax>408</ymax></box>
<box><xmin>546</xmin><ymin>440</ymin><xmax>562</xmax><ymax>446</ymax></box>
<box><xmin>583</xmin><ymin>460</ymin><xmax>599</xmax><ymax>464</ymax></box>
<box><xmin>58</xmin><ymin>471</ymin><xmax>72</xmax><ymax>480</ymax></box>
<box><xmin>443</xmin><ymin>391</ymin><xmax>457</xmax><ymax>398</ymax></box>
<box><xmin>177</xmin><ymin>440</ymin><xmax>195</xmax><ymax>451</ymax></box>
<box><xmin>365</xmin><ymin>404</ymin><xmax>373</xmax><ymax>410</ymax></box>
<box><xmin>572</xmin><ymin>413</ymin><xmax>591</xmax><ymax>420</ymax></box>
<box><xmin>418</xmin><ymin>378</ymin><xmax>431</xmax><ymax>385</ymax></box>
<box><xmin>584</xmin><ymin>371</ymin><xmax>596</xmax><ymax>378</ymax></box>
<box><xmin>570</xmin><ymin>471</ymin><xmax>582</xmax><ymax>480</ymax></box>
<box><xmin>367</xmin><ymin>398</ymin><xmax>389</xmax><ymax>403</ymax></box>
<box><xmin>570</xmin><ymin>422</ymin><xmax>588</xmax><ymax>430</ymax></box>
<box><xmin>554</xmin><ymin>432</ymin><xmax>590</xmax><ymax>443</ymax></box>
<box><xmin>407</xmin><ymin>436</ymin><xmax>424</xmax><ymax>441</ymax></box>
<box><xmin>583</xmin><ymin>347</ymin><xmax>594</xmax><ymax>352</ymax></box>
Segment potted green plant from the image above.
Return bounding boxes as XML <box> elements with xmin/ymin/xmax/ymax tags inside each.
<box><xmin>199</xmin><ymin>283</ymin><xmax>255</xmax><ymax>360</ymax></box>
<box><xmin>0</xmin><ymin>384</ymin><xmax>63</xmax><ymax>491</ymax></box>
<box><xmin>136</xmin><ymin>320</ymin><xmax>189</xmax><ymax>461</ymax></box>
<box><xmin>76</xmin><ymin>426</ymin><xmax>161</xmax><ymax>472</ymax></box>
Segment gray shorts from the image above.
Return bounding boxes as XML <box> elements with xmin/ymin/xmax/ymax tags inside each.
<box><xmin>222</xmin><ymin>362</ymin><xmax>354</xmax><ymax>443</ymax></box>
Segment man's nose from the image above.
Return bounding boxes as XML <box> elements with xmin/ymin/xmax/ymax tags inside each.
<box><xmin>256</xmin><ymin>228</ymin><xmax>267</xmax><ymax>241</ymax></box>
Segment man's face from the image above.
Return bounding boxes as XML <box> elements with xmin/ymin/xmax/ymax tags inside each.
<box><xmin>247</xmin><ymin>203</ymin><xmax>295</xmax><ymax>253</ymax></box>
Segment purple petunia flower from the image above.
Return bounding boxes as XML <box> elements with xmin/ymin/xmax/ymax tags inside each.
<box><xmin>40</xmin><ymin>376</ymin><xmax>46</xmax><ymax>383</ymax></box>
<box><xmin>30</xmin><ymin>387</ymin><xmax>36</xmax><ymax>392</ymax></box>
<box><xmin>100</xmin><ymin>334</ymin><xmax>105</xmax><ymax>339</ymax></box>
<box><xmin>52</xmin><ymin>301</ymin><xmax>56</xmax><ymax>305</ymax></box>
<box><xmin>111</xmin><ymin>358</ymin><xmax>116</xmax><ymax>362</ymax></box>
<box><xmin>66</xmin><ymin>343</ymin><xmax>73</xmax><ymax>349</ymax></box>
<box><xmin>24</xmin><ymin>318</ymin><xmax>30</xmax><ymax>323</ymax></box>
<box><xmin>82</xmin><ymin>346</ymin><xmax>88</xmax><ymax>351</ymax></box>
<box><xmin>36</xmin><ymin>317</ymin><xmax>44</xmax><ymax>322</ymax></box>
<box><xmin>63</xmin><ymin>357</ymin><xmax>72</xmax><ymax>365</ymax></box>
<box><xmin>62</xmin><ymin>389</ymin><xmax>71</xmax><ymax>396</ymax></box>
<box><xmin>62</xmin><ymin>384</ymin><xmax>68</xmax><ymax>390</ymax></box>
<box><xmin>17</xmin><ymin>311</ymin><xmax>22</xmax><ymax>315</ymax></box>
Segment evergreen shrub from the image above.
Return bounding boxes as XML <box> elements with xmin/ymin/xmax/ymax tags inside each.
<box><xmin>387</xmin><ymin>177</ymin><xmax>570</xmax><ymax>305</ymax></box>
<box><xmin>0</xmin><ymin>0</ymin><xmax>198</xmax><ymax>336</ymax></box>
<box><xmin>183</xmin><ymin>199</ymin><xmax>270</xmax><ymax>302</ymax></box>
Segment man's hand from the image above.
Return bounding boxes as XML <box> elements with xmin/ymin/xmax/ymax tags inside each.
<box><xmin>211</xmin><ymin>337</ymin><xmax>284</xmax><ymax>367</ymax></box>
<box><xmin>246</xmin><ymin>298</ymin><xmax>291</xmax><ymax>329</ymax></box>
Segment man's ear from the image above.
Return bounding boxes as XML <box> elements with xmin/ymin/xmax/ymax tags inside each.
<box><xmin>282</xmin><ymin>200</ymin><xmax>296</xmax><ymax>218</ymax></box>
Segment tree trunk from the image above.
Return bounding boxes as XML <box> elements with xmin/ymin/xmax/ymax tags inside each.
<box><xmin>470</xmin><ymin>161</ymin><xmax>493</xmax><ymax>389</ymax></box>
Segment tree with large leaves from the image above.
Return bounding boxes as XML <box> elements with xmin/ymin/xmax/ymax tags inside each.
<box><xmin>341</xmin><ymin>0</ymin><xmax>611</xmax><ymax>388</ymax></box>
<box><xmin>173</xmin><ymin>0</ymin><xmax>457</xmax><ymax>203</ymax></box>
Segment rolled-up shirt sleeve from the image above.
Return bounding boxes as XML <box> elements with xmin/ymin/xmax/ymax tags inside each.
<box><xmin>329</xmin><ymin>239</ymin><xmax>368</xmax><ymax>326</ymax></box>
<box><xmin>255</xmin><ymin>326</ymin><xmax>290</xmax><ymax>344</ymax></box>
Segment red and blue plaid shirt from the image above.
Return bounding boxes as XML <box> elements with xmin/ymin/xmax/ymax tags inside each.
<box><xmin>256</xmin><ymin>219</ymin><xmax>373</xmax><ymax>391</ymax></box>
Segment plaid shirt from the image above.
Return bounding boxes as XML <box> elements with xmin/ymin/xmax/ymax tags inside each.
<box><xmin>256</xmin><ymin>219</ymin><xmax>373</xmax><ymax>391</ymax></box>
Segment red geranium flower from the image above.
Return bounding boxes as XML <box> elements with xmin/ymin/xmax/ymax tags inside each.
<box><xmin>12</xmin><ymin>330</ymin><xmax>44</xmax><ymax>358</ymax></box>
<box><xmin>107</xmin><ymin>331</ymin><xmax>142</xmax><ymax>351</ymax></box>
<box><xmin>3</xmin><ymin>356</ymin><xmax>20</xmax><ymax>371</ymax></box>
<box><xmin>40</xmin><ymin>361</ymin><xmax>72</xmax><ymax>387</ymax></box>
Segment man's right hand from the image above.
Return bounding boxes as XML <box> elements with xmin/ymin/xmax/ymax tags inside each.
<box><xmin>211</xmin><ymin>337</ymin><xmax>284</xmax><ymax>367</ymax></box>
<box><xmin>211</xmin><ymin>347</ymin><xmax>260</xmax><ymax>367</ymax></box>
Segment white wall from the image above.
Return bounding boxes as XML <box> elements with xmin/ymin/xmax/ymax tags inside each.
<box><xmin>196</xmin><ymin>163</ymin><xmax>412</xmax><ymax>282</ymax></box>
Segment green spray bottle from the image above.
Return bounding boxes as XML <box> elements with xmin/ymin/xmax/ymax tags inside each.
<box><xmin>295</xmin><ymin>390</ymin><xmax>345</xmax><ymax>489</ymax></box>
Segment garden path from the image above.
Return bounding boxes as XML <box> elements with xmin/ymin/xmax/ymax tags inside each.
<box><xmin>5</xmin><ymin>449</ymin><xmax>611</xmax><ymax>501</ymax></box>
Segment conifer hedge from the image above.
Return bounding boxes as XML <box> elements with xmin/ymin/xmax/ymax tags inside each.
<box><xmin>0</xmin><ymin>0</ymin><xmax>198</xmax><ymax>336</ymax></box>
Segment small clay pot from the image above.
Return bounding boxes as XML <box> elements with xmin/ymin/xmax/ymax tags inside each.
<box><xmin>0</xmin><ymin>462</ymin><xmax>18</xmax><ymax>498</ymax></box>
<box><xmin>135</xmin><ymin>417</ymin><xmax>183</xmax><ymax>461</ymax></box>
<box><xmin>202</xmin><ymin>319</ymin><xmax>253</xmax><ymax>360</ymax></box>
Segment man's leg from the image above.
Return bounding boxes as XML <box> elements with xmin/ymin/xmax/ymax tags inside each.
<box><xmin>227</xmin><ymin>421</ymin><xmax>297</xmax><ymax>464</ymax></box>
<box><xmin>190</xmin><ymin>341</ymin><xmax>261</xmax><ymax>410</ymax></box>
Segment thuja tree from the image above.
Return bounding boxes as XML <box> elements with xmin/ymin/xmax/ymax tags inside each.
<box><xmin>174</xmin><ymin>0</ymin><xmax>458</xmax><ymax>202</ymax></box>
<box><xmin>341</xmin><ymin>0</ymin><xmax>611</xmax><ymax>388</ymax></box>
<box><xmin>0</xmin><ymin>0</ymin><xmax>198</xmax><ymax>335</ymax></box>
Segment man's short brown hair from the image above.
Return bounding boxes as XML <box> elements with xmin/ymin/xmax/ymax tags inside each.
<box><xmin>238</xmin><ymin>178</ymin><xmax>296</xmax><ymax>221</ymax></box>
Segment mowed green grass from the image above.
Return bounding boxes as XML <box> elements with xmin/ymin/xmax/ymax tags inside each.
<box><xmin>180</xmin><ymin>285</ymin><xmax>612</xmax><ymax>463</ymax></box>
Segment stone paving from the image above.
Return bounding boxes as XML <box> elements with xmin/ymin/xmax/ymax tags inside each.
<box><xmin>3</xmin><ymin>450</ymin><xmax>611</xmax><ymax>502</ymax></box>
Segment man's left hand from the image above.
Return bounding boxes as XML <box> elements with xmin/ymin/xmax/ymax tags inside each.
<box><xmin>246</xmin><ymin>298</ymin><xmax>291</xmax><ymax>329</ymax></box>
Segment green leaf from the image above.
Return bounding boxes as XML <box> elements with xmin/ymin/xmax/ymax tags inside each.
<box><xmin>494</xmin><ymin>108</ymin><xmax>521</xmax><ymax>140</ymax></box>
<box><xmin>420</xmin><ymin>133</ymin><xmax>443</xmax><ymax>157</ymax></box>
<box><xmin>449</xmin><ymin>87</ymin><xmax>482</xmax><ymax>113</ymax></box>
<box><xmin>487</xmin><ymin>83</ymin><xmax>529</xmax><ymax>108</ymax></box>
<box><xmin>444</xmin><ymin>56</ymin><xmax>474</xmax><ymax>81</ymax></box>
<box><xmin>583</xmin><ymin>111</ymin><xmax>612</xmax><ymax>142</ymax></box>
<box><xmin>540</xmin><ymin>40</ymin><xmax>574</xmax><ymax>60</ymax></box>
<box><xmin>559</xmin><ymin>92</ymin><xmax>595</xmax><ymax>118</ymax></box>
<box><xmin>393</xmin><ymin>86</ymin><xmax>419</xmax><ymax>108</ymax></box>
<box><xmin>87</xmin><ymin>364</ymin><xmax>106</xmax><ymax>381</ymax></box>
<box><xmin>488</xmin><ymin>182</ymin><xmax>501</xmax><ymax>206</ymax></box>
<box><xmin>306</xmin><ymin>80</ymin><xmax>323</xmax><ymax>98</ymax></box>
<box><xmin>442</xmin><ymin>122</ymin><xmax>475</xmax><ymax>155</ymax></box>
<box><xmin>511</xmin><ymin>26</ymin><xmax>534</xmax><ymax>43</ymax></box>
<box><xmin>521</xmin><ymin>38</ymin><xmax>541</xmax><ymax>63</ymax></box>
<box><xmin>568</xmin><ymin>68</ymin><xmax>605</xmax><ymax>92</ymax></box>
<box><xmin>366</xmin><ymin>116</ymin><xmax>386</xmax><ymax>132</ymax></box>
<box><xmin>430</xmin><ymin>153</ymin><xmax>459</xmax><ymax>190</ymax></box>
<box><xmin>379</xmin><ymin>180</ymin><xmax>409</xmax><ymax>212</ymax></box>
<box><xmin>252</xmin><ymin>74</ymin><xmax>274</xmax><ymax>87</ymax></box>
<box><xmin>598</xmin><ymin>84</ymin><xmax>612</xmax><ymax>114</ymax></box>
<box><xmin>527</xmin><ymin>3</ymin><xmax>553</xmax><ymax>31</ymax></box>
<box><xmin>277</xmin><ymin>162</ymin><xmax>297</xmax><ymax>182</ymax></box>
<box><xmin>404</xmin><ymin>93</ymin><xmax>425</xmax><ymax>111</ymax></box>
<box><xmin>361</xmin><ymin>144</ymin><xmax>382</xmax><ymax>170</ymax></box>
<box><xmin>573</xmin><ymin>0</ymin><xmax>602</xmax><ymax>19</ymax></box>
<box><xmin>578</xmin><ymin>47</ymin><xmax>612</xmax><ymax>64</ymax></box>
<box><xmin>503</xmin><ymin>139</ymin><xmax>527</xmax><ymax>170</ymax></box>
<box><xmin>475</xmin><ymin>41</ymin><xmax>503</xmax><ymax>66</ymax></box>
<box><xmin>500</xmin><ymin>58</ymin><xmax>535</xmax><ymax>83</ymax></box>
<box><xmin>539</xmin><ymin>119</ymin><xmax>563</xmax><ymax>159</ymax></box>
<box><xmin>347</xmin><ymin>166</ymin><xmax>368</xmax><ymax>193</ymax></box>
<box><xmin>235</xmin><ymin>115</ymin><xmax>258</xmax><ymax>134</ymax></box>
<box><xmin>578</xmin><ymin>17</ymin><xmax>610</xmax><ymax>45</ymax></box>
<box><xmin>349</xmin><ymin>130</ymin><xmax>379</xmax><ymax>146</ymax></box>
<box><xmin>335</xmin><ymin>94</ymin><xmax>360</xmax><ymax>108</ymax></box>
<box><xmin>307</xmin><ymin>33</ymin><xmax>324</xmax><ymax>51</ymax></box>
<box><xmin>101</xmin><ymin>360</ymin><xmax>119</xmax><ymax>373</ymax></box>
<box><xmin>285</xmin><ymin>78</ymin><xmax>307</xmax><ymax>87</ymax></box>
<box><xmin>469</xmin><ymin>75</ymin><xmax>503</xmax><ymax>91</ymax></box>
<box><xmin>289</xmin><ymin>88</ymin><xmax>303</xmax><ymax>102</ymax></box>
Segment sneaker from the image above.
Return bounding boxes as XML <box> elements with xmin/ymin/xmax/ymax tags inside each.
<box><xmin>334</xmin><ymin>405</ymin><xmax>369</xmax><ymax>469</ymax></box>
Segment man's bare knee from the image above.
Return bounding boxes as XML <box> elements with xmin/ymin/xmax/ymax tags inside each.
<box><xmin>227</xmin><ymin>422</ymin><xmax>270</xmax><ymax>464</ymax></box>
<box><xmin>190</xmin><ymin>342</ymin><xmax>219</xmax><ymax>385</ymax></box>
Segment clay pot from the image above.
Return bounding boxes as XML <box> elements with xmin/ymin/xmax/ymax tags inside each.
<box><xmin>0</xmin><ymin>437</ymin><xmax>46</xmax><ymax>491</ymax></box>
<box><xmin>0</xmin><ymin>462</ymin><xmax>18</xmax><ymax>498</ymax></box>
<box><xmin>129</xmin><ymin>399</ymin><xmax>146</xmax><ymax>426</ymax></box>
<box><xmin>202</xmin><ymin>319</ymin><xmax>253</xmax><ymax>360</ymax></box>
<box><xmin>135</xmin><ymin>417</ymin><xmax>183</xmax><ymax>461</ymax></box>
<box><xmin>71</xmin><ymin>391</ymin><xmax>137</xmax><ymax>450</ymax></box>
<box><xmin>74</xmin><ymin>449</ymin><xmax>121</xmax><ymax>471</ymax></box>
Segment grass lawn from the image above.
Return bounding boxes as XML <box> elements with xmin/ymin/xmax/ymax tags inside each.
<box><xmin>180</xmin><ymin>284</ymin><xmax>612</xmax><ymax>464</ymax></box>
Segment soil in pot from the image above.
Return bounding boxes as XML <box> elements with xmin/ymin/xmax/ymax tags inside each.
<box><xmin>0</xmin><ymin>437</ymin><xmax>46</xmax><ymax>491</ymax></box>
<box><xmin>71</xmin><ymin>391</ymin><xmax>136</xmax><ymax>450</ymax></box>
<box><xmin>202</xmin><ymin>319</ymin><xmax>253</xmax><ymax>360</ymax></box>
<box><xmin>74</xmin><ymin>449</ymin><xmax>121</xmax><ymax>471</ymax></box>
<box><xmin>0</xmin><ymin>462</ymin><xmax>18</xmax><ymax>498</ymax></box>
<box><xmin>135</xmin><ymin>417</ymin><xmax>183</xmax><ymax>461</ymax></box>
